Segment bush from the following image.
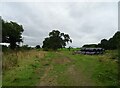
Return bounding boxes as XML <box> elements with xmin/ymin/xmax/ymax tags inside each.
<box><xmin>36</xmin><ymin>45</ymin><xmax>40</xmax><ymax>49</ymax></box>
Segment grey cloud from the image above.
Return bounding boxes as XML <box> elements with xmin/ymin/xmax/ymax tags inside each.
<box><xmin>1</xmin><ymin>2</ymin><xmax>118</xmax><ymax>47</ymax></box>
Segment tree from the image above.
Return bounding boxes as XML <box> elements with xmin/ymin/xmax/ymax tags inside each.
<box><xmin>99</xmin><ymin>31</ymin><xmax>120</xmax><ymax>50</ymax></box>
<box><xmin>42</xmin><ymin>30</ymin><xmax>72</xmax><ymax>50</ymax></box>
<box><xmin>108</xmin><ymin>38</ymin><xmax>116</xmax><ymax>49</ymax></box>
<box><xmin>100</xmin><ymin>39</ymin><xmax>109</xmax><ymax>49</ymax></box>
<box><xmin>2</xmin><ymin>19</ymin><xmax>24</xmax><ymax>49</ymax></box>
<box><xmin>36</xmin><ymin>45</ymin><xmax>40</xmax><ymax>49</ymax></box>
<box><xmin>81</xmin><ymin>31</ymin><xmax>120</xmax><ymax>50</ymax></box>
<box><xmin>82</xmin><ymin>44</ymin><xmax>99</xmax><ymax>48</ymax></box>
<box><xmin>21</xmin><ymin>45</ymin><xmax>31</xmax><ymax>50</ymax></box>
<box><xmin>112</xmin><ymin>31</ymin><xmax>120</xmax><ymax>49</ymax></box>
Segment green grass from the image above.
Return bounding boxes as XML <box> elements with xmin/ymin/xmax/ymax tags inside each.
<box><xmin>2</xmin><ymin>50</ymin><xmax>46</xmax><ymax>86</ymax></box>
<box><xmin>2</xmin><ymin>58</ymin><xmax>42</xmax><ymax>86</ymax></box>
<box><xmin>2</xmin><ymin>49</ymin><xmax>118</xmax><ymax>86</ymax></box>
<box><xmin>61</xmin><ymin>50</ymin><xmax>118</xmax><ymax>86</ymax></box>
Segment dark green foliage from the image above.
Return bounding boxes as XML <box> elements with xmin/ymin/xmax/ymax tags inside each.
<box><xmin>82</xmin><ymin>31</ymin><xmax>120</xmax><ymax>50</ymax></box>
<box><xmin>118</xmin><ymin>38</ymin><xmax>120</xmax><ymax>86</ymax></box>
<box><xmin>100</xmin><ymin>39</ymin><xmax>109</xmax><ymax>49</ymax></box>
<box><xmin>21</xmin><ymin>45</ymin><xmax>31</xmax><ymax>50</ymax></box>
<box><xmin>42</xmin><ymin>30</ymin><xmax>72</xmax><ymax>51</ymax></box>
<box><xmin>2</xmin><ymin>45</ymin><xmax>8</xmax><ymax>51</ymax></box>
<box><xmin>100</xmin><ymin>31</ymin><xmax>120</xmax><ymax>50</ymax></box>
<box><xmin>82</xmin><ymin>44</ymin><xmax>99</xmax><ymax>48</ymax></box>
<box><xmin>2</xmin><ymin>19</ymin><xmax>24</xmax><ymax>49</ymax></box>
<box><xmin>36</xmin><ymin>45</ymin><xmax>40</xmax><ymax>49</ymax></box>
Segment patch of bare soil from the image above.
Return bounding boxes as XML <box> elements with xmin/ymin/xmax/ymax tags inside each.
<box><xmin>38</xmin><ymin>65</ymin><xmax>57</xmax><ymax>86</ymax></box>
<box><xmin>52</xmin><ymin>57</ymin><xmax>72</xmax><ymax>64</ymax></box>
<box><xmin>67</xmin><ymin>65</ymin><xmax>95</xmax><ymax>86</ymax></box>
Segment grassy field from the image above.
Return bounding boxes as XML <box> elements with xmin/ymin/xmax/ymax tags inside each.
<box><xmin>2</xmin><ymin>49</ymin><xmax>118</xmax><ymax>86</ymax></box>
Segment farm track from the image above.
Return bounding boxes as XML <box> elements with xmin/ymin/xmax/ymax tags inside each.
<box><xmin>39</xmin><ymin>65</ymin><xmax>56</xmax><ymax>86</ymax></box>
<box><xmin>67</xmin><ymin>65</ymin><xmax>95</xmax><ymax>86</ymax></box>
<box><xmin>38</xmin><ymin>52</ymin><xmax>95</xmax><ymax>86</ymax></box>
<box><xmin>2</xmin><ymin>50</ymin><xmax>118</xmax><ymax>86</ymax></box>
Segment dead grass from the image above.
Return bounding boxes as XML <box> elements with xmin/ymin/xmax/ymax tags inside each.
<box><xmin>2</xmin><ymin>50</ymin><xmax>46</xmax><ymax>71</ymax></box>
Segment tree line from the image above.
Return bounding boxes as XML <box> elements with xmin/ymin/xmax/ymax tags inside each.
<box><xmin>1</xmin><ymin>19</ymin><xmax>120</xmax><ymax>51</ymax></box>
<box><xmin>1</xmin><ymin>19</ymin><xmax>72</xmax><ymax>51</ymax></box>
<box><xmin>82</xmin><ymin>31</ymin><xmax>120</xmax><ymax>50</ymax></box>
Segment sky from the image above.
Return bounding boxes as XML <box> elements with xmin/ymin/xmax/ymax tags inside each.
<box><xmin>0</xmin><ymin>1</ymin><xmax>118</xmax><ymax>47</ymax></box>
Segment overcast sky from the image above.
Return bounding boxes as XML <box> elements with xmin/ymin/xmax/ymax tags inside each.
<box><xmin>0</xmin><ymin>1</ymin><xmax>118</xmax><ymax>47</ymax></box>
